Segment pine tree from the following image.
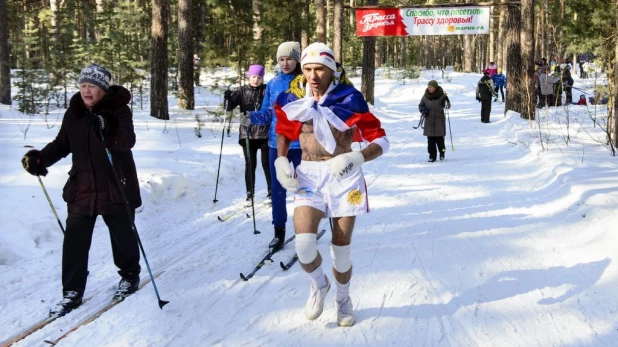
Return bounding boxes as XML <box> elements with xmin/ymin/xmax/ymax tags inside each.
<box><xmin>178</xmin><ymin>0</ymin><xmax>195</xmax><ymax>109</ymax></box>
<box><xmin>151</xmin><ymin>0</ymin><xmax>169</xmax><ymax>120</ymax></box>
<box><xmin>0</xmin><ymin>0</ymin><xmax>11</xmax><ymax>105</ymax></box>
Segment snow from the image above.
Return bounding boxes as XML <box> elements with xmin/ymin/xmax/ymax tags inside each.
<box><xmin>1</xmin><ymin>70</ymin><xmax>618</xmax><ymax>346</ymax></box>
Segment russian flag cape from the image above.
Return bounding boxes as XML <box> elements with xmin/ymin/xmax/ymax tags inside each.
<box><xmin>274</xmin><ymin>67</ymin><xmax>388</xmax><ymax>155</ymax></box>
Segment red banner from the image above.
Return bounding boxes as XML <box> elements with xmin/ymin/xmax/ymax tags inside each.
<box><xmin>356</xmin><ymin>9</ymin><xmax>407</xmax><ymax>37</ymax></box>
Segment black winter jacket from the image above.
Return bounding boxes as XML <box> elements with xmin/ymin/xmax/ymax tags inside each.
<box><xmin>39</xmin><ymin>86</ymin><xmax>141</xmax><ymax>216</ymax></box>
<box><xmin>419</xmin><ymin>86</ymin><xmax>450</xmax><ymax>137</ymax></box>
<box><xmin>226</xmin><ymin>84</ymin><xmax>269</xmax><ymax>141</ymax></box>
<box><xmin>477</xmin><ymin>76</ymin><xmax>495</xmax><ymax>100</ymax></box>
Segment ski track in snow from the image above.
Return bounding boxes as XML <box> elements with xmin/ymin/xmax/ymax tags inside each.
<box><xmin>2</xmin><ymin>71</ymin><xmax>618</xmax><ymax>346</ymax></box>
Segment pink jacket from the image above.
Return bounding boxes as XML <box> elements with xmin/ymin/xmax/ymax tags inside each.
<box><xmin>485</xmin><ymin>63</ymin><xmax>498</xmax><ymax>77</ymax></box>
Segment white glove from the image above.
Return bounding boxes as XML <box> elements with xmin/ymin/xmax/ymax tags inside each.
<box><xmin>326</xmin><ymin>151</ymin><xmax>364</xmax><ymax>180</ymax></box>
<box><xmin>274</xmin><ymin>156</ymin><xmax>299</xmax><ymax>192</ymax></box>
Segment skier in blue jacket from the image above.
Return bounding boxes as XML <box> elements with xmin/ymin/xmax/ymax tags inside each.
<box><xmin>492</xmin><ymin>68</ymin><xmax>507</xmax><ymax>102</ymax></box>
<box><xmin>250</xmin><ymin>41</ymin><xmax>302</xmax><ymax>251</ymax></box>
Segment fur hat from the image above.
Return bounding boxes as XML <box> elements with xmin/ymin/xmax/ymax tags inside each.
<box><xmin>79</xmin><ymin>64</ymin><xmax>111</xmax><ymax>92</ymax></box>
<box><xmin>427</xmin><ymin>80</ymin><xmax>439</xmax><ymax>88</ymax></box>
<box><xmin>300</xmin><ymin>42</ymin><xmax>337</xmax><ymax>72</ymax></box>
<box><xmin>276</xmin><ymin>42</ymin><xmax>301</xmax><ymax>62</ymax></box>
<box><xmin>247</xmin><ymin>64</ymin><xmax>265</xmax><ymax>78</ymax></box>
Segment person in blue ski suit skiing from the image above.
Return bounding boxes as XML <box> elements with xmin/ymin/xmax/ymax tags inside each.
<box><xmin>250</xmin><ymin>41</ymin><xmax>302</xmax><ymax>251</ymax></box>
<box><xmin>491</xmin><ymin>68</ymin><xmax>507</xmax><ymax>102</ymax></box>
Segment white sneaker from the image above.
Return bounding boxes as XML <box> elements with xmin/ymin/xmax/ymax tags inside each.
<box><xmin>305</xmin><ymin>276</ymin><xmax>330</xmax><ymax>320</ymax></box>
<box><xmin>336</xmin><ymin>296</ymin><xmax>355</xmax><ymax>327</ymax></box>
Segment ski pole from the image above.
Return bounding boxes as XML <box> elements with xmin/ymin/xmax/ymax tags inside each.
<box><xmin>413</xmin><ymin>109</ymin><xmax>426</xmax><ymax>129</ymax></box>
<box><xmin>99</xmin><ymin>128</ymin><xmax>169</xmax><ymax>310</ymax></box>
<box><xmin>213</xmin><ymin>98</ymin><xmax>227</xmax><ymax>203</ymax></box>
<box><xmin>244</xmin><ymin>122</ymin><xmax>260</xmax><ymax>235</ymax></box>
<box><xmin>446</xmin><ymin>108</ymin><xmax>455</xmax><ymax>151</ymax></box>
<box><xmin>37</xmin><ymin>176</ymin><xmax>65</xmax><ymax>234</ymax></box>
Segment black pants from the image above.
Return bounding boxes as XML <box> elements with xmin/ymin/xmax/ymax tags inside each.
<box><xmin>240</xmin><ymin>138</ymin><xmax>271</xmax><ymax>195</ymax></box>
<box><xmin>62</xmin><ymin>212</ymin><xmax>140</xmax><ymax>295</ymax></box>
<box><xmin>427</xmin><ymin>136</ymin><xmax>445</xmax><ymax>160</ymax></box>
<box><xmin>194</xmin><ymin>70</ymin><xmax>200</xmax><ymax>86</ymax></box>
<box><xmin>481</xmin><ymin>99</ymin><xmax>492</xmax><ymax>122</ymax></box>
<box><xmin>540</xmin><ymin>94</ymin><xmax>555</xmax><ymax>108</ymax></box>
<box><xmin>565</xmin><ymin>85</ymin><xmax>573</xmax><ymax>103</ymax></box>
<box><xmin>494</xmin><ymin>86</ymin><xmax>505</xmax><ymax>101</ymax></box>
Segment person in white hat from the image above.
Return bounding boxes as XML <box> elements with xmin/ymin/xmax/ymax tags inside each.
<box><xmin>273</xmin><ymin>42</ymin><xmax>389</xmax><ymax>327</ymax></box>
<box><xmin>249</xmin><ymin>41</ymin><xmax>303</xmax><ymax>252</ymax></box>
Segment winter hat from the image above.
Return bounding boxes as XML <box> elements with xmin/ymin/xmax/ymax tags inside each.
<box><xmin>276</xmin><ymin>42</ymin><xmax>301</xmax><ymax>62</ymax></box>
<box><xmin>483</xmin><ymin>69</ymin><xmax>490</xmax><ymax>75</ymax></box>
<box><xmin>498</xmin><ymin>67</ymin><xmax>502</xmax><ymax>73</ymax></box>
<box><xmin>427</xmin><ymin>80</ymin><xmax>439</xmax><ymax>88</ymax></box>
<box><xmin>247</xmin><ymin>64</ymin><xmax>265</xmax><ymax>78</ymax></box>
<box><xmin>300</xmin><ymin>42</ymin><xmax>337</xmax><ymax>72</ymax></box>
<box><xmin>79</xmin><ymin>64</ymin><xmax>112</xmax><ymax>92</ymax></box>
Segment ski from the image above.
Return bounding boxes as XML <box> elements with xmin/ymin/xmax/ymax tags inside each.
<box><xmin>279</xmin><ymin>229</ymin><xmax>327</xmax><ymax>271</ymax></box>
<box><xmin>217</xmin><ymin>210</ymin><xmax>250</xmax><ymax>222</ymax></box>
<box><xmin>42</xmin><ymin>271</ymin><xmax>164</xmax><ymax>346</ymax></box>
<box><xmin>240</xmin><ymin>235</ymin><xmax>296</xmax><ymax>281</ymax></box>
<box><xmin>0</xmin><ymin>286</ymin><xmax>108</xmax><ymax>347</ymax></box>
<box><xmin>217</xmin><ymin>199</ymin><xmax>270</xmax><ymax>222</ymax></box>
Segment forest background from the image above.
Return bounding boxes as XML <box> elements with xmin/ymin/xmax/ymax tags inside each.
<box><xmin>0</xmin><ymin>0</ymin><xmax>616</xmax><ymax>145</ymax></box>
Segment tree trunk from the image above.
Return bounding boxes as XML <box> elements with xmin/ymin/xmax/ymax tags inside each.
<box><xmin>0</xmin><ymin>0</ymin><xmax>10</xmax><ymax>105</ymax></box>
<box><xmin>504</xmin><ymin>3</ymin><xmax>523</xmax><ymax>115</ymax></box>
<box><xmin>488</xmin><ymin>6</ymin><xmax>495</xmax><ymax>63</ymax></box>
<box><xmin>463</xmin><ymin>35</ymin><xmax>472</xmax><ymax>72</ymax></box>
<box><xmin>316</xmin><ymin>0</ymin><xmax>326</xmax><ymax>43</ymax></box>
<box><xmin>462</xmin><ymin>0</ymin><xmax>472</xmax><ymax>72</ymax></box>
<box><xmin>613</xmin><ymin>0</ymin><xmax>618</xmax><ymax>147</ymax></box>
<box><xmin>82</xmin><ymin>0</ymin><xmax>95</xmax><ymax>45</ymax></box>
<box><xmin>361</xmin><ymin>0</ymin><xmax>377</xmax><ymax>105</ymax></box>
<box><xmin>333</xmin><ymin>0</ymin><xmax>343</xmax><ymax>63</ymax></box>
<box><xmin>498</xmin><ymin>0</ymin><xmax>506</xmax><ymax>70</ymax></box>
<box><xmin>520</xmin><ymin>0</ymin><xmax>536</xmax><ymax>119</ymax></box>
<box><xmin>151</xmin><ymin>0</ymin><xmax>169</xmax><ymax>120</ymax></box>
<box><xmin>194</xmin><ymin>0</ymin><xmax>205</xmax><ymax>61</ymax></box>
<box><xmin>301</xmin><ymin>0</ymin><xmax>309</xmax><ymax>49</ymax></box>
<box><xmin>252</xmin><ymin>0</ymin><xmax>263</xmax><ymax>41</ymax></box>
<box><xmin>178</xmin><ymin>0</ymin><xmax>194</xmax><ymax>110</ymax></box>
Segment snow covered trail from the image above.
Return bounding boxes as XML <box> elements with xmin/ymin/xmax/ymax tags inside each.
<box><xmin>3</xmin><ymin>73</ymin><xmax>618</xmax><ymax>346</ymax></box>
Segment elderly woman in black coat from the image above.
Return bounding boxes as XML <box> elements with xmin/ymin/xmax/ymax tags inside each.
<box><xmin>21</xmin><ymin>64</ymin><xmax>141</xmax><ymax>316</ymax></box>
<box><xmin>419</xmin><ymin>80</ymin><xmax>451</xmax><ymax>162</ymax></box>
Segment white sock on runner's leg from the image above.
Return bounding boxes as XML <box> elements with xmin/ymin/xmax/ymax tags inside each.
<box><xmin>308</xmin><ymin>266</ymin><xmax>327</xmax><ymax>288</ymax></box>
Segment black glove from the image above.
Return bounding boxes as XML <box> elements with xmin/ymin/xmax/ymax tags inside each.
<box><xmin>224</xmin><ymin>90</ymin><xmax>232</xmax><ymax>101</ymax></box>
<box><xmin>91</xmin><ymin>114</ymin><xmax>106</xmax><ymax>132</ymax></box>
<box><xmin>21</xmin><ymin>150</ymin><xmax>48</xmax><ymax>176</ymax></box>
<box><xmin>444</xmin><ymin>102</ymin><xmax>451</xmax><ymax>110</ymax></box>
<box><xmin>476</xmin><ymin>96</ymin><xmax>481</xmax><ymax>102</ymax></box>
<box><xmin>91</xmin><ymin>111</ymin><xmax>118</xmax><ymax>141</ymax></box>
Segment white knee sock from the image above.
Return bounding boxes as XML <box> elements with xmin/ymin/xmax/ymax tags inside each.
<box><xmin>308</xmin><ymin>266</ymin><xmax>327</xmax><ymax>289</ymax></box>
<box><xmin>335</xmin><ymin>278</ymin><xmax>350</xmax><ymax>301</ymax></box>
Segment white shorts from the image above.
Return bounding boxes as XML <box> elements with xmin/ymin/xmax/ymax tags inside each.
<box><xmin>294</xmin><ymin>161</ymin><xmax>369</xmax><ymax>217</ymax></box>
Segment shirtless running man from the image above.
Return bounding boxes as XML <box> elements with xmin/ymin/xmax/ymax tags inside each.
<box><xmin>274</xmin><ymin>42</ymin><xmax>389</xmax><ymax>327</ymax></box>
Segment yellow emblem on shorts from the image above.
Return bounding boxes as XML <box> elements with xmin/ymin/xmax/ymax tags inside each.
<box><xmin>347</xmin><ymin>189</ymin><xmax>363</xmax><ymax>206</ymax></box>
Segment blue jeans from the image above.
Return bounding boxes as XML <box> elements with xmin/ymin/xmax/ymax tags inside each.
<box><xmin>269</xmin><ymin>146</ymin><xmax>302</xmax><ymax>228</ymax></box>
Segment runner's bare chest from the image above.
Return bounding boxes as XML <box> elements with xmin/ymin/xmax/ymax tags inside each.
<box><xmin>299</xmin><ymin>119</ymin><xmax>355</xmax><ymax>161</ymax></box>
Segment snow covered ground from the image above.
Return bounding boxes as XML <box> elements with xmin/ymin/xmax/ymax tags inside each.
<box><xmin>1</xmin><ymin>70</ymin><xmax>617</xmax><ymax>346</ymax></box>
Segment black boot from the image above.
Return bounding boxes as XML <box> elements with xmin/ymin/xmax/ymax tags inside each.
<box><xmin>113</xmin><ymin>275</ymin><xmax>140</xmax><ymax>300</ymax></box>
<box><xmin>244</xmin><ymin>192</ymin><xmax>253</xmax><ymax>207</ymax></box>
<box><xmin>269</xmin><ymin>226</ymin><xmax>286</xmax><ymax>251</ymax></box>
<box><xmin>49</xmin><ymin>291</ymin><xmax>83</xmax><ymax>317</ymax></box>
